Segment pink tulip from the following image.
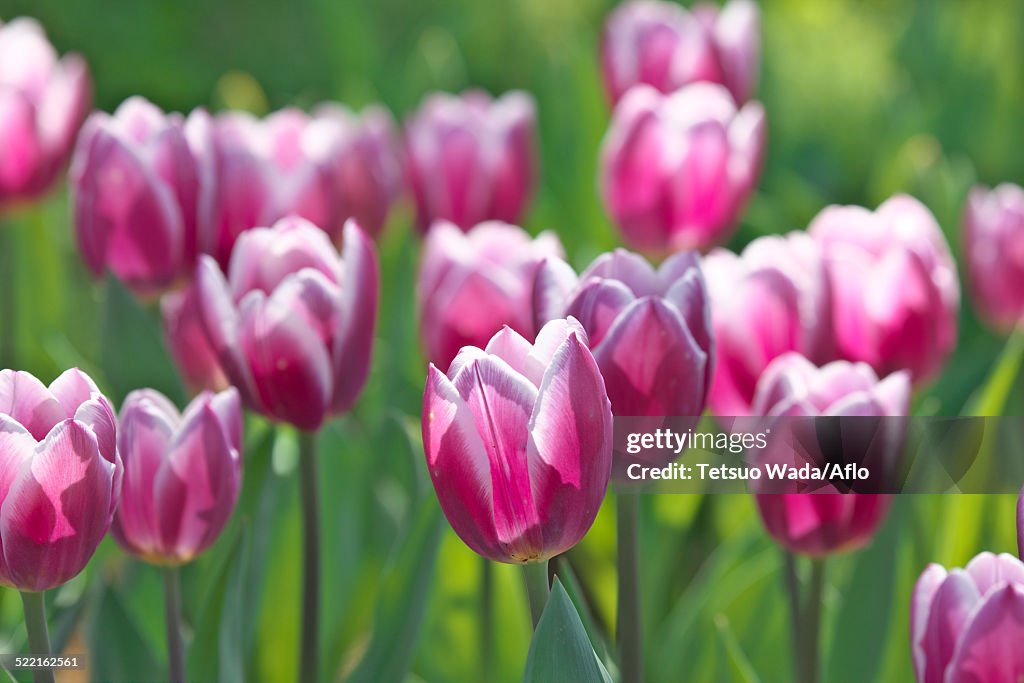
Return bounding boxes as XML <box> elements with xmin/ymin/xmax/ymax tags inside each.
<box><xmin>702</xmin><ymin>232</ymin><xmax>834</xmax><ymax>416</ymax></box>
<box><xmin>0</xmin><ymin>368</ymin><xmax>120</xmax><ymax>591</ymax></box>
<box><xmin>534</xmin><ymin>248</ymin><xmax>713</xmax><ymax>420</ymax></box>
<box><xmin>212</xmin><ymin>104</ymin><xmax>401</xmax><ymax>263</ymax></box>
<box><xmin>0</xmin><ymin>18</ymin><xmax>91</xmax><ymax>205</ymax></box>
<box><xmin>600</xmin><ymin>83</ymin><xmax>765</xmax><ymax>254</ymax></box>
<box><xmin>963</xmin><ymin>183</ymin><xmax>1024</xmax><ymax>332</ymax></box>
<box><xmin>810</xmin><ymin>194</ymin><xmax>960</xmax><ymax>383</ymax></box>
<box><xmin>912</xmin><ymin>553</ymin><xmax>1024</xmax><ymax>682</ymax></box>
<box><xmin>72</xmin><ymin>97</ymin><xmax>216</xmax><ymax>297</ymax></box>
<box><xmin>418</xmin><ymin>220</ymin><xmax>563</xmax><ymax>367</ymax></box>
<box><xmin>161</xmin><ymin>283</ymin><xmax>228</xmax><ymax>394</ymax></box>
<box><xmin>405</xmin><ymin>90</ymin><xmax>536</xmax><ymax>232</ymax></box>
<box><xmin>751</xmin><ymin>353</ymin><xmax>910</xmax><ymax>556</ymax></box>
<box><xmin>423</xmin><ymin>318</ymin><xmax>612</xmax><ymax>563</ymax></box>
<box><xmin>601</xmin><ymin>0</ymin><xmax>760</xmax><ymax>105</ymax></box>
<box><xmin>194</xmin><ymin>216</ymin><xmax>379</xmax><ymax>431</ymax></box>
<box><xmin>112</xmin><ymin>388</ymin><xmax>242</xmax><ymax>565</ymax></box>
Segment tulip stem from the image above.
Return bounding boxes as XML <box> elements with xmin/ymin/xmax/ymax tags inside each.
<box><xmin>0</xmin><ymin>222</ymin><xmax>16</xmax><ymax>370</ymax></box>
<box><xmin>162</xmin><ymin>566</ymin><xmax>186</xmax><ymax>683</ymax></box>
<box><xmin>20</xmin><ymin>591</ymin><xmax>54</xmax><ymax>683</ymax></box>
<box><xmin>782</xmin><ymin>551</ymin><xmax>803</xmax><ymax>681</ymax></box>
<box><xmin>616</xmin><ymin>492</ymin><xmax>643</xmax><ymax>683</ymax></box>
<box><xmin>480</xmin><ymin>557</ymin><xmax>494</xmax><ymax>676</ymax></box>
<box><xmin>799</xmin><ymin>559</ymin><xmax>826</xmax><ymax>683</ymax></box>
<box><xmin>298</xmin><ymin>430</ymin><xmax>321</xmax><ymax>683</ymax></box>
<box><xmin>523</xmin><ymin>560</ymin><xmax>549</xmax><ymax>628</ymax></box>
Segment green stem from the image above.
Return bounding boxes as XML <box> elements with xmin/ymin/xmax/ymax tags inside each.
<box><xmin>298</xmin><ymin>430</ymin><xmax>321</xmax><ymax>683</ymax></box>
<box><xmin>163</xmin><ymin>566</ymin><xmax>186</xmax><ymax>683</ymax></box>
<box><xmin>480</xmin><ymin>557</ymin><xmax>494</xmax><ymax>678</ymax></box>
<box><xmin>799</xmin><ymin>559</ymin><xmax>826</xmax><ymax>683</ymax></box>
<box><xmin>1</xmin><ymin>222</ymin><xmax>16</xmax><ymax>370</ymax></box>
<box><xmin>522</xmin><ymin>560</ymin><xmax>550</xmax><ymax>629</ymax></box>
<box><xmin>19</xmin><ymin>592</ymin><xmax>54</xmax><ymax>683</ymax></box>
<box><xmin>782</xmin><ymin>551</ymin><xmax>803</xmax><ymax>683</ymax></box>
<box><xmin>616</xmin><ymin>492</ymin><xmax>644</xmax><ymax>683</ymax></box>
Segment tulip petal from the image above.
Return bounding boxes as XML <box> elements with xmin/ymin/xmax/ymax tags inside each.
<box><xmin>919</xmin><ymin>569</ymin><xmax>981</xmax><ymax>683</ymax></box>
<box><xmin>912</xmin><ymin>564</ymin><xmax>948</xmax><ymax>680</ymax></box>
<box><xmin>161</xmin><ymin>284</ymin><xmax>228</xmax><ymax>393</ymax></box>
<box><xmin>531</xmin><ymin>257</ymin><xmax>578</xmax><ymax>330</ymax></box>
<box><xmin>0</xmin><ymin>91</ymin><xmax>42</xmax><ymax>196</ymax></box>
<box><xmin>964</xmin><ymin>552</ymin><xmax>1024</xmax><ymax>598</ymax></box>
<box><xmin>196</xmin><ymin>255</ymin><xmax>259</xmax><ymax>406</ymax></box>
<box><xmin>0</xmin><ymin>369</ymin><xmax>66</xmax><ymax>441</ymax></box>
<box><xmin>945</xmin><ymin>584</ymin><xmax>1024</xmax><ymax>683</ymax></box>
<box><xmin>565</xmin><ymin>278</ymin><xmax>636</xmax><ymax>348</ymax></box>
<box><xmin>332</xmin><ymin>220</ymin><xmax>379</xmax><ymax>413</ymax></box>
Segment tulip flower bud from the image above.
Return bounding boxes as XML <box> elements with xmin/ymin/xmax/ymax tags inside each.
<box><xmin>810</xmin><ymin>194</ymin><xmax>959</xmax><ymax>384</ymax></box>
<box><xmin>0</xmin><ymin>368</ymin><xmax>120</xmax><ymax>592</ymax></box>
<box><xmin>751</xmin><ymin>353</ymin><xmax>910</xmax><ymax>556</ymax></box>
<box><xmin>423</xmin><ymin>318</ymin><xmax>613</xmax><ymax>563</ymax></box>
<box><xmin>702</xmin><ymin>232</ymin><xmax>833</xmax><ymax>416</ymax></box>
<box><xmin>601</xmin><ymin>0</ymin><xmax>760</xmax><ymax>105</ymax></box>
<box><xmin>194</xmin><ymin>216</ymin><xmax>379</xmax><ymax>431</ymax></box>
<box><xmin>912</xmin><ymin>553</ymin><xmax>1024</xmax><ymax>682</ymax></box>
<box><xmin>963</xmin><ymin>183</ymin><xmax>1024</xmax><ymax>332</ymax></box>
<box><xmin>599</xmin><ymin>83</ymin><xmax>765</xmax><ymax>254</ymax></box>
<box><xmin>212</xmin><ymin>105</ymin><xmax>401</xmax><ymax>262</ymax></box>
<box><xmin>405</xmin><ymin>90</ymin><xmax>536</xmax><ymax>232</ymax></box>
<box><xmin>418</xmin><ymin>220</ymin><xmax>563</xmax><ymax>367</ymax></box>
<box><xmin>161</xmin><ymin>284</ymin><xmax>228</xmax><ymax>394</ymax></box>
<box><xmin>0</xmin><ymin>18</ymin><xmax>91</xmax><ymax>205</ymax></box>
<box><xmin>72</xmin><ymin>97</ymin><xmax>216</xmax><ymax>298</ymax></box>
<box><xmin>112</xmin><ymin>388</ymin><xmax>242</xmax><ymax>565</ymax></box>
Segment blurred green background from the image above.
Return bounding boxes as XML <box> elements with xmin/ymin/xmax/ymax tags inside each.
<box><xmin>0</xmin><ymin>0</ymin><xmax>1023</xmax><ymax>681</ymax></box>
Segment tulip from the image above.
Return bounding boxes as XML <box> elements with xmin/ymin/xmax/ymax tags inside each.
<box><xmin>0</xmin><ymin>368</ymin><xmax>120</xmax><ymax>592</ymax></box>
<box><xmin>418</xmin><ymin>220</ymin><xmax>563</xmax><ymax>367</ymax></box>
<box><xmin>212</xmin><ymin>104</ymin><xmax>401</xmax><ymax>262</ymax></box>
<box><xmin>702</xmin><ymin>231</ymin><xmax>833</xmax><ymax>416</ymax></box>
<box><xmin>601</xmin><ymin>0</ymin><xmax>759</xmax><ymax>105</ymax></box>
<box><xmin>751</xmin><ymin>353</ymin><xmax>910</xmax><ymax>556</ymax></box>
<box><xmin>405</xmin><ymin>90</ymin><xmax>536</xmax><ymax>232</ymax></box>
<box><xmin>161</xmin><ymin>283</ymin><xmax>228</xmax><ymax>394</ymax></box>
<box><xmin>810</xmin><ymin>194</ymin><xmax>960</xmax><ymax>384</ymax></box>
<box><xmin>962</xmin><ymin>183</ymin><xmax>1024</xmax><ymax>332</ymax></box>
<box><xmin>194</xmin><ymin>215</ymin><xmax>378</xmax><ymax>431</ymax></box>
<box><xmin>72</xmin><ymin>97</ymin><xmax>216</xmax><ymax>297</ymax></box>
<box><xmin>422</xmin><ymin>318</ymin><xmax>613</xmax><ymax>564</ymax></box>
<box><xmin>912</xmin><ymin>552</ymin><xmax>1024</xmax><ymax>682</ymax></box>
<box><xmin>112</xmin><ymin>388</ymin><xmax>241</xmax><ymax>565</ymax></box>
<box><xmin>599</xmin><ymin>83</ymin><xmax>765</xmax><ymax>254</ymax></box>
<box><xmin>0</xmin><ymin>18</ymin><xmax>91</xmax><ymax>205</ymax></box>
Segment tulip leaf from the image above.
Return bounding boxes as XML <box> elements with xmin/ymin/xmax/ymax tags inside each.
<box><xmin>523</xmin><ymin>578</ymin><xmax>612</xmax><ymax>683</ymax></box>
<box><xmin>963</xmin><ymin>329</ymin><xmax>1024</xmax><ymax>417</ymax></box>
<box><xmin>86</xmin><ymin>581</ymin><xmax>161</xmax><ymax>682</ymax></box>
<box><xmin>714</xmin><ymin>614</ymin><xmax>761</xmax><ymax>683</ymax></box>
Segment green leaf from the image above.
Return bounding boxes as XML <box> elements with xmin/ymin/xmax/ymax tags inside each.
<box><xmin>523</xmin><ymin>578</ymin><xmax>612</xmax><ymax>683</ymax></box>
<box><xmin>86</xmin><ymin>581</ymin><xmax>161</xmax><ymax>682</ymax></box>
<box><xmin>963</xmin><ymin>329</ymin><xmax>1024</xmax><ymax>417</ymax></box>
<box><xmin>714</xmin><ymin>615</ymin><xmax>761</xmax><ymax>683</ymax></box>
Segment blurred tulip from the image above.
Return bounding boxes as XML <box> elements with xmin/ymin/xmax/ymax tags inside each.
<box><xmin>702</xmin><ymin>232</ymin><xmax>833</xmax><ymax>416</ymax></box>
<box><xmin>112</xmin><ymin>388</ymin><xmax>242</xmax><ymax>565</ymax></box>
<box><xmin>912</xmin><ymin>552</ymin><xmax>1024</xmax><ymax>683</ymax></box>
<box><xmin>212</xmin><ymin>104</ymin><xmax>401</xmax><ymax>262</ymax></box>
<box><xmin>810</xmin><ymin>194</ymin><xmax>959</xmax><ymax>383</ymax></box>
<box><xmin>534</xmin><ymin>248</ymin><xmax>713</xmax><ymax>419</ymax></box>
<box><xmin>751</xmin><ymin>353</ymin><xmax>910</xmax><ymax>556</ymax></box>
<box><xmin>72</xmin><ymin>97</ymin><xmax>216</xmax><ymax>297</ymax></box>
<box><xmin>0</xmin><ymin>368</ymin><xmax>120</xmax><ymax>591</ymax></box>
<box><xmin>963</xmin><ymin>183</ymin><xmax>1024</xmax><ymax>332</ymax></box>
<box><xmin>194</xmin><ymin>216</ymin><xmax>378</xmax><ymax>431</ymax></box>
<box><xmin>0</xmin><ymin>18</ymin><xmax>91</xmax><ymax>205</ymax></box>
<box><xmin>405</xmin><ymin>90</ymin><xmax>536</xmax><ymax>232</ymax></box>
<box><xmin>418</xmin><ymin>220</ymin><xmax>563</xmax><ymax>367</ymax></box>
<box><xmin>601</xmin><ymin>0</ymin><xmax>759</xmax><ymax>105</ymax></box>
<box><xmin>423</xmin><ymin>318</ymin><xmax>612</xmax><ymax>563</ymax></box>
<box><xmin>600</xmin><ymin>83</ymin><xmax>764</xmax><ymax>254</ymax></box>
<box><xmin>161</xmin><ymin>283</ymin><xmax>228</xmax><ymax>394</ymax></box>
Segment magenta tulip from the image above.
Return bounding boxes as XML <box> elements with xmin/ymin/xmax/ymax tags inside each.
<box><xmin>112</xmin><ymin>388</ymin><xmax>241</xmax><ymax>565</ymax></box>
<box><xmin>751</xmin><ymin>353</ymin><xmax>910</xmax><ymax>556</ymax></box>
<box><xmin>405</xmin><ymin>90</ymin><xmax>536</xmax><ymax>232</ymax></box>
<box><xmin>963</xmin><ymin>183</ymin><xmax>1024</xmax><ymax>332</ymax></box>
<box><xmin>212</xmin><ymin>105</ymin><xmax>401</xmax><ymax>262</ymax></box>
<box><xmin>534</xmin><ymin>248</ymin><xmax>713</xmax><ymax>420</ymax></box>
<box><xmin>810</xmin><ymin>194</ymin><xmax>959</xmax><ymax>383</ymax></box>
<box><xmin>0</xmin><ymin>18</ymin><xmax>91</xmax><ymax>205</ymax></box>
<box><xmin>600</xmin><ymin>83</ymin><xmax>765</xmax><ymax>254</ymax></box>
<box><xmin>912</xmin><ymin>553</ymin><xmax>1024</xmax><ymax>683</ymax></box>
<box><xmin>72</xmin><ymin>97</ymin><xmax>216</xmax><ymax>297</ymax></box>
<box><xmin>702</xmin><ymin>232</ymin><xmax>834</xmax><ymax>416</ymax></box>
<box><xmin>601</xmin><ymin>0</ymin><xmax>760</xmax><ymax>105</ymax></box>
<box><xmin>0</xmin><ymin>368</ymin><xmax>120</xmax><ymax>591</ymax></box>
<box><xmin>161</xmin><ymin>283</ymin><xmax>228</xmax><ymax>394</ymax></box>
<box><xmin>423</xmin><ymin>318</ymin><xmax>612</xmax><ymax>563</ymax></box>
<box><xmin>194</xmin><ymin>216</ymin><xmax>378</xmax><ymax>431</ymax></box>
<box><xmin>418</xmin><ymin>220</ymin><xmax>563</xmax><ymax>367</ymax></box>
